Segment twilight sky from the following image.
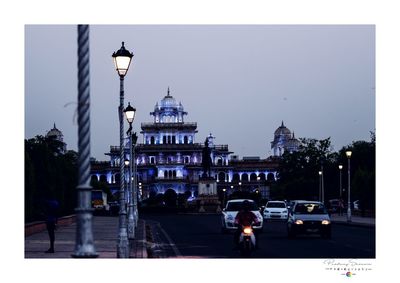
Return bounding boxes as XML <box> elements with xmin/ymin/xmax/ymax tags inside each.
<box><xmin>25</xmin><ymin>25</ymin><xmax>375</xmax><ymax>160</ymax></box>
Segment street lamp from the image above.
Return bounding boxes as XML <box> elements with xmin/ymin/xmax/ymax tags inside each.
<box><xmin>124</xmin><ymin>103</ymin><xmax>136</xmax><ymax>239</ymax></box>
<box><xmin>346</xmin><ymin>150</ymin><xmax>352</xmax><ymax>222</ymax></box>
<box><xmin>222</xmin><ymin>188</ymin><xmax>226</xmax><ymax>208</ymax></box>
<box><xmin>338</xmin><ymin>164</ymin><xmax>343</xmax><ymax>215</ymax></box>
<box><xmin>112</xmin><ymin>42</ymin><xmax>133</xmax><ymax>258</ymax></box>
<box><xmin>318</xmin><ymin>171</ymin><xmax>322</xmax><ymax>202</ymax></box>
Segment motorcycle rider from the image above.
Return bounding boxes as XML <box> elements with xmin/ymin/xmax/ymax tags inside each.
<box><xmin>233</xmin><ymin>200</ymin><xmax>260</xmax><ymax>249</ymax></box>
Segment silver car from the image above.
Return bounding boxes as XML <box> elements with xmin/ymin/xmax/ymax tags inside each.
<box><xmin>287</xmin><ymin>201</ymin><xmax>331</xmax><ymax>238</ymax></box>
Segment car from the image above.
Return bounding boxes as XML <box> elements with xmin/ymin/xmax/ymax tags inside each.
<box><xmin>221</xmin><ymin>199</ymin><xmax>264</xmax><ymax>233</ymax></box>
<box><xmin>287</xmin><ymin>201</ymin><xmax>331</xmax><ymax>238</ymax></box>
<box><xmin>263</xmin><ymin>201</ymin><xmax>288</xmax><ymax>220</ymax></box>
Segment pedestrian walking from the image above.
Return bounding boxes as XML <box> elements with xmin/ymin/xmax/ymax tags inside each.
<box><xmin>44</xmin><ymin>198</ymin><xmax>59</xmax><ymax>253</ymax></box>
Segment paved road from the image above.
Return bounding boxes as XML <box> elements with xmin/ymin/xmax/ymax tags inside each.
<box><xmin>142</xmin><ymin>213</ymin><xmax>375</xmax><ymax>258</ymax></box>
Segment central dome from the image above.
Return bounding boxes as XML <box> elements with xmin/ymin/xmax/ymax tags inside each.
<box><xmin>160</xmin><ymin>87</ymin><xmax>178</xmax><ymax>108</ymax></box>
<box><xmin>274</xmin><ymin>121</ymin><xmax>291</xmax><ymax>136</ymax></box>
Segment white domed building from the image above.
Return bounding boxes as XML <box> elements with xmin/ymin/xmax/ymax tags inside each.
<box><xmin>45</xmin><ymin>123</ymin><xmax>67</xmax><ymax>154</ymax></box>
<box><xmin>271</xmin><ymin>121</ymin><xmax>300</xmax><ymax>156</ymax></box>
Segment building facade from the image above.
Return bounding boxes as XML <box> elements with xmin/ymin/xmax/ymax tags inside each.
<box><xmin>91</xmin><ymin>89</ymin><xmax>290</xmax><ymax>199</ymax></box>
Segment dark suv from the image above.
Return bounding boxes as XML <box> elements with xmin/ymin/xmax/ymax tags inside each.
<box><xmin>287</xmin><ymin>201</ymin><xmax>331</xmax><ymax>238</ymax></box>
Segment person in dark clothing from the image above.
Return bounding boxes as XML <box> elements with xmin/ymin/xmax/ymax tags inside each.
<box><xmin>233</xmin><ymin>200</ymin><xmax>260</xmax><ymax>249</ymax></box>
<box><xmin>44</xmin><ymin>199</ymin><xmax>59</xmax><ymax>253</ymax></box>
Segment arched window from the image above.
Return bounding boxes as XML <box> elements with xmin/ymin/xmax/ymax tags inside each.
<box><xmin>250</xmin><ymin>173</ymin><xmax>257</xmax><ymax>181</ymax></box>
<box><xmin>172</xmin><ymin>136</ymin><xmax>176</xmax><ymax>144</ymax></box>
<box><xmin>164</xmin><ymin>171</ymin><xmax>168</xmax><ymax>178</ymax></box>
<box><xmin>267</xmin><ymin>173</ymin><xmax>275</xmax><ymax>182</ymax></box>
<box><xmin>241</xmin><ymin>173</ymin><xmax>249</xmax><ymax>182</ymax></box>
<box><xmin>99</xmin><ymin>175</ymin><xmax>107</xmax><ymax>183</ymax></box>
<box><xmin>217</xmin><ymin>158</ymin><xmax>223</xmax><ymax>166</ymax></box>
<box><xmin>218</xmin><ymin>172</ymin><xmax>226</xmax><ymax>183</ymax></box>
<box><xmin>91</xmin><ymin>175</ymin><xmax>98</xmax><ymax>183</ymax></box>
<box><xmin>184</xmin><ymin>136</ymin><xmax>188</xmax><ymax>144</ymax></box>
<box><xmin>259</xmin><ymin>173</ymin><xmax>266</xmax><ymax>181</ymax></box>
<box><xmin>167</xmin><ymin>136</ymin><xmax>171</xmax><ymax>144</ymax></box>
<box><xmin>115</xmin><ymin>174</ymin><xmax>121</xmax><ymax>184</ymax></box>
<box><xmin>163</xmin><ymin>136</ymin><xmax>167</xmax><ymax>144</ymax></box>
<box><xmin>150</xmin><ymin>136</ymin><xmax>155</xmax><ymax>145</ymax></box>
<box><xmin>173</xmin><ymin>170</ymin><xmax>177</xmax><ymax>178</ymax></box>
<box><xmin>232</xmin><ymin>173</ymin><xmax>240</xmax><ymax>182</ymax></box>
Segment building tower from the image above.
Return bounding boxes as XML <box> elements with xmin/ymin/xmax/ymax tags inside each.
<box><xmin>271</xmin><ymin>121</ymin><xmax>299</xmax><ymax>156</ymax></box>
<box><xmin>45</xmin><ymin>123</ymin><xmax>67</xmax><ymax>154</ymax></box>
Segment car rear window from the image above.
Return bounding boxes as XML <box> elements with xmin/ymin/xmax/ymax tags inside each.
<box><xmin>266</xmin><ymin>202</ymin><xmax>286</xmax><ymax>208</ymax></box>
<box><xmin>226</xmin><ymin>201</ymin><xmax>258</xmax><ymax>211</ymax></box>
<box><xmin>294</xmin><ymin>203</ymin><xmax>327</xmax><ymax>214</ymax></box>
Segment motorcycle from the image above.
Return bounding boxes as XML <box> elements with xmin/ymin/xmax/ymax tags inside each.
<box><xmin>238</xmin><ymin>225</ymin><xmax>256</xmax><ymax>257</ymax></box>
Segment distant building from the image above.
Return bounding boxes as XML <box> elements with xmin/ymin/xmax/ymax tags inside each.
<box><xmin>271</xmin><ymin>121</ymin><xmax>300</xmax><ymax>156</ymax></box>
<box><xmin>45</xmin><ymin>123</ymin><xmax>67</xmax><ymax>154</ymax></box>
<box><xmin>91</xmin><ymin>88</ymin><xmax>284</xmax><ymax>199</ymax></box>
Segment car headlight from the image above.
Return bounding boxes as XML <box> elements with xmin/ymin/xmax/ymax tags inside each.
<box><xmin>295</xmin><ymin>219</ymin><xmax>303</xmax><ymax>225</ymax></box>
<box><xmin>321</xmin><ymin>220</ymin><xmax>330</xmax><ymax>225</ymax></box>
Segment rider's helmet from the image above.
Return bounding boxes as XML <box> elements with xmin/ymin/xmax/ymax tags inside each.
<box><xmin>242</xmin><ymin>200</ymin><xmax>251</xmax><ymax>212</ymax></box>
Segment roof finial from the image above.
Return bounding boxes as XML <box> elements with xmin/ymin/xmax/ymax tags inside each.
<box><xmin>53</xmin><ymin>122</ymin><xmax>56</xmax><ymax>129</ymax></box>
<box><xmin>281</xmin><ymin>120</ymin><xmax>284</xmax><ymax>127</ymax></box>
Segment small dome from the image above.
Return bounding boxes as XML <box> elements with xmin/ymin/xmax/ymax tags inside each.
<box><xmin>274</xmin><ymin>121</ymin><xmax>291</xmax><ymax>136</ymax></box>
<box><xmin>160</xmin><ymin>87</ymin><xmax>179</xmax><ymax>108</ymax></box>
<box><xmin>286</xmin><ymin>133</ymin><xmax>300</xmax><ymax>148</ymax></box>
<box><xmin>46</xmin><ymin>123</ymin><xmax>63</xmax><ymax>138</ymax></box>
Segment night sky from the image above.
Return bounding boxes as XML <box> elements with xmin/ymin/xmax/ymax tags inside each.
<box><xmin>25</xmin><ymin>25</ymin><xmax>375</xmax><ymax>160</ymax></box>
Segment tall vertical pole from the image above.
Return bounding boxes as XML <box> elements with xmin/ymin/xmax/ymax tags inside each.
<box><xmin>133</xmin><ymin>140</ymin><xmax>138</xmax><ymax>227</ymax></box>
<box><xmin>321</xmin><ymin>165</ymin><xmax>324</xmax><ymax>204</ymax></box>
<box><xmin>347</xmin><ymin>157</ymin><xmax>352</xmax><ymax>222</ymax></box>
<box><xmin>127</xmin><ymin>132</ymin><xmax>135</xmax><ymax>239</ymax></box>
<box><xmin>339</xmin><ymin>165</ymin><xmax>343</xmax><ymax>215</ymax></box>
<box><xmin>73</xmin><ymin>25</ymin><xmax>98</xmax><ymax>258</ymax></box>
<box><xmin>117</xmin><ymin>77</ymin><xmax>129</xmax><ymax>258</ymax></box>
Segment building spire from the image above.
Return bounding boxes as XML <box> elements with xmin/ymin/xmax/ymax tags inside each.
<box><xmin>53</xmin><ymin>122</ymin><xmax>56</xmax><ymax>129</ymax></box>
<box><xmin>167</xmin><ymin>86</ymin><xmax>171</xmax><ymax>97</ymax></box>
<box><xmin>281</xmin><ymin>120</ymin><xmax>284</xmax><ymax>127</ymax></box>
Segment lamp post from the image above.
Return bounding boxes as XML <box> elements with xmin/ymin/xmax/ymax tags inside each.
<box><xmin>72</xmin><ymin>25</ymin><xmax>98</xmax><ymax>258</ymax></box>
<box><xmin>338</xmin><ymin>164</ymin><xmax>343</xmax><ymax>215</ymax></box>
<box><xmin>124</xmin><ymin>103</ymin><xmax>136</xmax><ymax>239</ymax></box>
<box><xmin>346</xmin><ymin>151</ymin><xmax>352</xmax><ymax>222</ymax></box>
<box><xmin>222</xmin><ymin>188</ymin><xmax>226</xmax><ymax>208</ymax></box>
<box><xmin>132</xmin><ymin>132</ymin><xmax>138</xmax><ymax>227</ymax></box>
<box><xmin>318</xmin><ymin>171</ymin><xmax>322</xmax><ymax>202</ymax></box>
<box><xmin>112</xmin><ymin>41</ymin><xmax>133</xmax><ymax>258</ymax></box>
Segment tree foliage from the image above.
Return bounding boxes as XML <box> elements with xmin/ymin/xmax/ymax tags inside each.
<box><xmin>25</xmin><ymin>135</ymin><xmax>78</xmax><ymax>222</ymax></box>
<box><xmin>275</xmin><ymin>135</ymin><xmax>375</xmax><ymax>211</ymax></box>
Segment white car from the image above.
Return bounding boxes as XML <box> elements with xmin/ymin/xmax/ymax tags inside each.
<box><xmin>221</xmin><ymin>199</ymin><xmax>263</xmax><ymax>233</ymax></box>
<box><xmin>263</xmin><ymin>201</ymin><xmax>288</xmax><ymax>220</ymax></box>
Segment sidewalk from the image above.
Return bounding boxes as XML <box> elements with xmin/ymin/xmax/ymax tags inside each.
<box><xmin>24</xmin><ymin>216</ymin><xmax>147</xmax><ymax>258</ymax></box>
<box><xmin>330</xmin><ymin>214</ymin><xmax>375</xmax><ymax>227</ymax></box>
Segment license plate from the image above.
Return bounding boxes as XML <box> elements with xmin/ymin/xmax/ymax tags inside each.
<box><xmin>306</xmin><ymin>229</ymin><xmax>318</xmax><ymax>233</ymax></box>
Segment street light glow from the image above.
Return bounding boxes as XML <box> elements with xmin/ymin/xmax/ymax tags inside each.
<box><xmin>112</xmin><ymin>42</ymin><xmax>133</xmax><ymax>77</ymax></box>
<box><xmin>124</xmin><ymin>102</ymin><xmax>136</xmax><ymax>123</ymax></box>
<box><xmin>346</xmin><ymin>150</ymin><xmax>352</xmax><ymax>158</ymax></box>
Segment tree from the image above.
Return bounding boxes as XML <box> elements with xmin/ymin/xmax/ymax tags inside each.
<box><xmin>276</xmin><ymin>137</ymin><xmax>334</xmax><ymax>201</ymax></box>
<box><xmin>25</xmin><ymin>136</ymin><xmax>78</xmax><ymax>222</ymax></box>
